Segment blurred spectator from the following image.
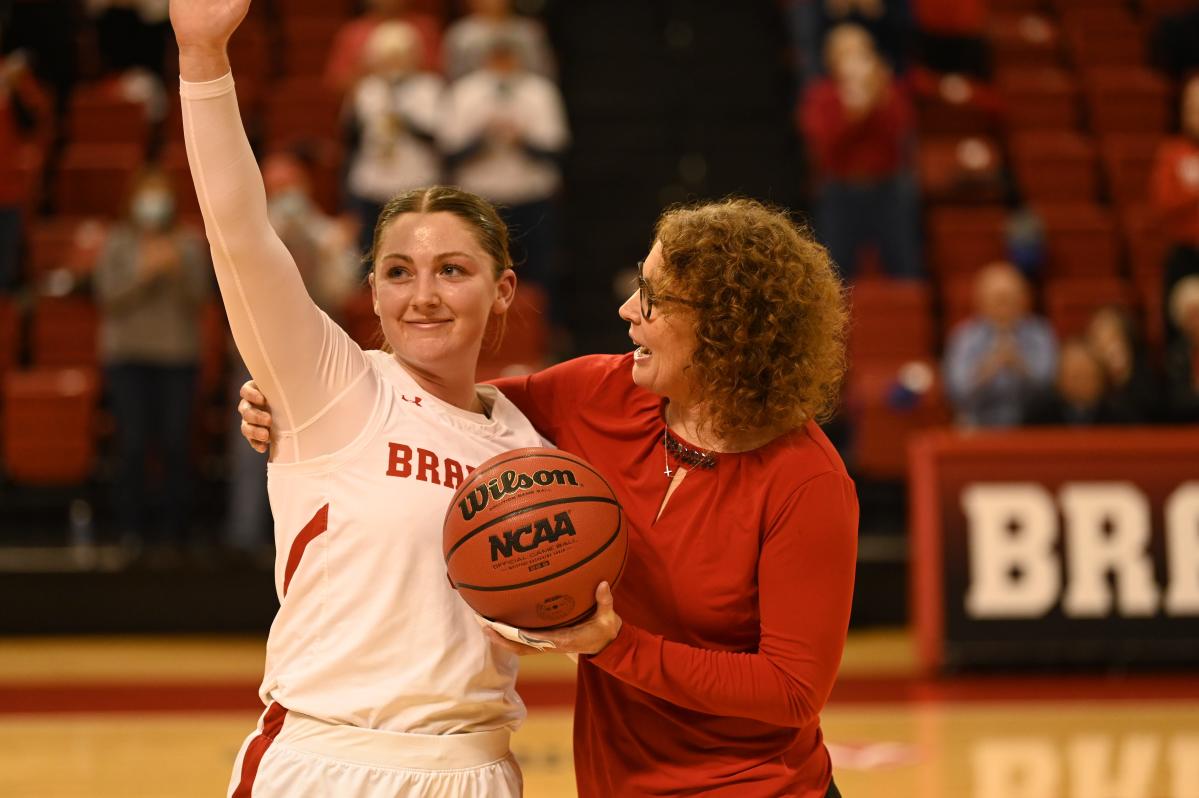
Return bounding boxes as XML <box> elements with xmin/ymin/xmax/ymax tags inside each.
<box><xmin>344</xmin><ymin>21</ymin><xmax>444</xmax><ymax>256</ymax></box>
<box><xmin>0</xmin><ymin>51</ymin><xmax>42</xmax><ymax>291</ymax></box>
<box><xmin>439</xmin><ymin>36</ymin><xmax>568</xmax><ymax>299</ymax></box>
<box><xmin>911</xmin><ymin>0</ymin><xmax>989</xmax><ymax>79</ymax></box>
<box><xmin>799</xmin><ymin>23</ymin><xmax>922</xmax><ymax>279</ymax></box>
<box><xmin>786</xmin><ymin>0</ymin><xmax>911</xmax><ymax>84</ymax></box>
<box><xmin>1150</xmin><ymin>74</ymin><xmax>1199</xmax><ymax>344</ymax></box>
<box><xmin>1024</xmin><ymin>338</ymin><xmax>1134</xmax><ymax>426</ymax></box>
<box><xmin>324</xmin><ymin>0</ymin><xmax>443</xmax><ymax>94</ymax></box>
<box><xmin>265</xmin><ymin>151</ymin><xmax>359</xmax><ymax>313</ymax></box>
<box><xmin>1085</xmin><ymin>305</ymin><xmax>1160</xmax><ymax>423</ymax></box>
<box><xmin>225</xmin><ymin>151</ymin><xmax>359</xmax><ymax>556</ymax></box>
<box><xmin>943</xmin><ymin>262</ymin><xmax>1057</xmax><ymax>428</ymax></box>
<box><xmin>1166</xmin><ymin>275</ymin><xmax>1199</xmax><ymax>422</ymax></box>
<box><xmin>93</xmin><ymin>168</ymin><xmax>210</xmax><ymax>554</ymax></box>
<box><xmin>87</xmin><ymin>0</ymin><xmax>171</xmax><ymax>78</ymax></box>
<box><xmin>444</xmin><ymin>0</ymin><xmax>554</xmax><ymax>82</ymax></box>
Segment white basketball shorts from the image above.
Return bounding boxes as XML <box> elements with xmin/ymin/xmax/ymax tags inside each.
<box><xmin>227</xmin><ymin>703</ymin><xmax>522</xmax><ymax>797</ymax></box>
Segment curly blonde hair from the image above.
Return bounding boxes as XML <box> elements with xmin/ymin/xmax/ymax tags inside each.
<box><xmin>654</xmin><ymin>198</ymin><xmax>848</xmax><ymax>440</ymax></box>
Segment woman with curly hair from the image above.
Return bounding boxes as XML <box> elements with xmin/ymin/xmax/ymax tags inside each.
<box><xmin>240</xmin><ymin>197</ymin><xmax>857</xmax><ymax>797</ymax></box>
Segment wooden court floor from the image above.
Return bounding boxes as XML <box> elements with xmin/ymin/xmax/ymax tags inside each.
<box><xmin>1</xmin><ymin>631</ymin><xmax>1196</xmax><ymax>798</ymax></box>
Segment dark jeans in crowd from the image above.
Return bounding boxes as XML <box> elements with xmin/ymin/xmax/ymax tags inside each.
<box><xmin>105</xmin><ymin>362</ymin><xmax>198</xmax><ymax>545</ymax></box>
<box><xmin>499</xmin><ymin>197</ymin><xmax>561</xmax><ymax>324</ymax></box>
<box><xmin>348</xmin><ymin>194</ymin><xmax>384</xmax><ymax>264</ymax></box>
<box><xmin>816</xmin><ymin>173</ymin><xmax>923</xmax><ymax>280</ymax></box>
<box><xmin>225</xmin><ymin>359</ymin><xmax>272</xmax><ymax>553</ymax></box>
<box><xmin>0</xmin><ymin>207</ymin><xmax>21</xmax><ymax>291</ymax></box>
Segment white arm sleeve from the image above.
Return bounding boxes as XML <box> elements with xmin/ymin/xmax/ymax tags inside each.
<box><xmin>180</xmin><ymin>72</ymin><xmax>376</xmax><ymax>463</ymax></box>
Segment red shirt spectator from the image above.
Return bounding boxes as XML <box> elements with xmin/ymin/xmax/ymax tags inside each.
<box><xmin>1151</xmin><ymin>137</ymin><xmax>1199</xmax><ymax>248</ymax></box>
<box><xmin>324</xmin><ymin>0</ymin><xmax>443</xmax><ymax>92</ymax></box>
<box><xmin>800</xmin><ymin>76</ymin><xmax>913</xmax><ymax>181</ymax></box>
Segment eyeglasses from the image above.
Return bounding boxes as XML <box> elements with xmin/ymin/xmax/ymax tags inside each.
<box><xmin>637</xmin><ymin>260</ymin><xmax>708</xmax><ymax>320</ymax></box>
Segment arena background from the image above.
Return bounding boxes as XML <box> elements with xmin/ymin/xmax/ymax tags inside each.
<box><xmin>1</xmin><ymin>0</ymin><xmax>1197</xmax><ymax>796</ymax></box>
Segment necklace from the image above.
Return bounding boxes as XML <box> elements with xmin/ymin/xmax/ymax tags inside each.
<box><xmin>662</xmin><ymin>427</ymin><xmax>717</xmax><ymax>477</ymax></box>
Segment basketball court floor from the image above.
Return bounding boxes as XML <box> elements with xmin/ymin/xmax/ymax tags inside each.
<box><xmin>1</xmin><ymin>630</ymin><xmax>1196</xmax><ymax>798</ymax></box>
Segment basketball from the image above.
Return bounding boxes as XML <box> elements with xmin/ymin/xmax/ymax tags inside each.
<box><xmin>442</xmin><ymin>447</ymin><xmax>627</xmax><ymax>630</ymax></box>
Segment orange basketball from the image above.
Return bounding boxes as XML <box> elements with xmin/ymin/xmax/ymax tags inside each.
<box><xmin>442</xmin><ymin>447</ymin><xmax>627</xmax><ymax>630</ymax></box>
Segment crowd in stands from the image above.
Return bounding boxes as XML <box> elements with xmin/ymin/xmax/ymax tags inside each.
<box><xmin>2</xmin><ymin>0</ymin><xmax>1199</xmax><ymax>553</ymax></box>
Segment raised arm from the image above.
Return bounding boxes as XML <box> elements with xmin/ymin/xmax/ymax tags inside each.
<box><xmin>171</xmin><ymin>0</ymin><xmax>372</xmax><ymax>460</ymax></box>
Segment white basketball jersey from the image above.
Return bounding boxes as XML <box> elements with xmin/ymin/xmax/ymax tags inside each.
<box><xmin>262</xmin><ymin>351</ymin><xmax>546</xmax><ymax>733</ymax></box>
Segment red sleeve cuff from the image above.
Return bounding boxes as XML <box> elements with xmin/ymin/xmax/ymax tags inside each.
<box><xmin>585</xmin><ymin>618</ymin><xmax>642</xmax><ymax>673</ymax></box>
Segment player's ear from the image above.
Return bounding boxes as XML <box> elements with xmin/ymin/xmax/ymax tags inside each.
<box><xmin>492</xmin><ymin>268</ymin><xmax>516</xmax><ymax>315</ymax></box>
<box><xmin>369</xmin><ymin>269</ymin><xmax>380</xmax><ymax>316</ymax></box>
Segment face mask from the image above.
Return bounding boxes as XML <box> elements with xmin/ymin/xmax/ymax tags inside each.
<box><xmin>268</xmin><ymin>189</ymin><xmax>311</xmax><ymax>224</ymax></box>
<box><xmin>132</xmin><ymin>191</ymin><xmax>174</xmax><ymax>230</ymax></box>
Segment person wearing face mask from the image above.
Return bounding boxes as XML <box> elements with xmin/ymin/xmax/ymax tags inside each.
<box><xmin>93</xmin><ymin>167</ymin><xmax>211</xmax><ymax>556</ymax></box>
<box><xmin>344</xmin><ymin>20</ymin><xmax>444</xmax><ymax>257</ymax></box>
<box><xmin>239</xmin><ymin>198</ymin><xmax>857</xmax><ymax>798</ymax></box>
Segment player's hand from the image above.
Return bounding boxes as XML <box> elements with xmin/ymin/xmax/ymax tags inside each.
<box><xmin>238</xmin><ymin>379</ymin><xmax>272</xmax><ymax>453</ymax></box>
<box><xmin>522</xmin><ymin>582</ymin><xmax>622</xmax><ymax>657</ymax></box>
<box><xmin>169</xmin><ymin>0</ymin><xmax>251</xmax><ymax>52</ymax></box>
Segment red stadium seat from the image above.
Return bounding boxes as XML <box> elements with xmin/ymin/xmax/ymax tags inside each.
<box><xmin>1082</xmin><ymin>68</ymin><xmax>1172</xmax><ymax>136</ymax></box>
<box><xmin>1120</xmin><ymin>203</ymin><xmax>1170</xmax><ymax>279</ymax></box>
<box><xmin>262</xmin><ymin>80</ymin><xmax>344</xmax><ymax>148</ymax></box>
<box><xmin>938</xmin><ymin>275</ymin><xmax>978</xmax><ymax>339</ymax></box>
<box><xmin>280</xmin><ymin>18</ymin><xmax>344</xmax><ymax>79</ymax></box>
<box><xmin>996</xmin><ymin>67</ymin><xmax>1082</xmax><ymax>132</ymax></box>
<box><xmin>1100</xmin><ymin>134</ymin><xmax>1162</xmax><ymax>209</ymax></box>
<box><xmin>910</xmin><ymin>69</ymin><xmax>1003</xmax><ymax>137</ymax></box>
<box><xmin>1140</xmin><ymin>0</ymin><xmax>1199</xmax><ymax>17</ymax></box>
<box><xmin>275</xmin><ymin>0</ymin><xmax>356</xmax><ymax>16</ymax></box>
<box><xmin>918</xmin><ymin>136</ymin><xmax>1005</xmax><ymax>204</ymax></box>
<box><xmin>54</xmin><ymin>143</ymin><xmax>143</xmax><ymax>217</ymax></box>
<box><xmin>1010</xmin><ymin>130</ymin><xmax>1100</xmax><ymax>203</ymax></box>
<box><xmin>926</xmin><ymin>206</ymin><xmax>1008</xmax><ymax>276</ymax></box>
<box><xmin>30</xmin><ymin>296</ymin><xmax>99</xmax><ymax>369</ymax></box>
<box><xmin>66</xmin><ymin>80</ymin><xmax>153</xmax><ymax>150</ymax></box>
<box><xmin>2</xmin><ymin>367</ymin><xmax>100</xmax><ymax>485</ymax></box>
<box><xmin>988</xmin><ymin>13</ymin><xmax>1063</xmax><ymax>70</ymax></box>
<box><xmin>0</xmin><ymin>142</ymin><xmax>45</xmax><ymax>216</ymax></box>
<box><xmin>1035</xmin><ymin>202</ymin><xmax>1122</xmax><ymax>278</ymax></box>
<box><xmin>848</xmin><ymin>278</ymin><xmax>936</xmax><ymax>371</ymax></box>
<box><xmin>847</xmin><ymin>360</ymin><xmax>950</xmax><ymax>480</ymax></box>
<box><xmin>25</xmin><ymin>218</ymin><xmax>110</xmax><ymax>284</ymax></box>
<box><xmin>1044</xmin><ymin>276</ymin><xmax>1134</xmax><ymax>337</ymax></box>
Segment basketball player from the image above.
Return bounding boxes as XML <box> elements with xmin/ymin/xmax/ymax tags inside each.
<box><xmin>241</xmin><ymin>199</ymin><xmax>857</xmax><ymax>797</ymax></box>
<box><xmin>170</xmin><ymin>1</ymin><xmax>547</xmax><ymax>795</ymax></box>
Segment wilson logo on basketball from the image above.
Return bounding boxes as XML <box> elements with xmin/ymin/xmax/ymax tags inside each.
<box><xmin>489</xmin><ymin>511</ymin><xmax>577</xmax><ymax>562</ymax></box>
<box><xmin>457</xmin><ymin>468</ymin><xmax>580</xmax><ymax>522</ymax></box>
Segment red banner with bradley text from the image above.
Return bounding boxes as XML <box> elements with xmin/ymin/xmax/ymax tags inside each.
<box><xmin>909</xmin><ymin>427</ymin><xmax>1199</xmax><ymax>674</ymax></box>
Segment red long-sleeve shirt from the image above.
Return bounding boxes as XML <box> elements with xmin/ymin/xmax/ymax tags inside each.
<box><xmin>493</xmin><ymin>354</ymin><xmax>858</xmax><ymax>797</ymax></box>
<box><xmin>1150</xmin><ymin>136</ymin><xmax>1199</xmax><ymax>248</ymax></box>
<box><xmin>799</xmin><ymin>77</ymin><xmax>914</xmax><ymax>182</ymax></box>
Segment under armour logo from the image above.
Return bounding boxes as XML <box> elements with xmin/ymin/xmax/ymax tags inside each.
<box><xmin>402</xmin><ymin>395</ymin><xmax>423</xmax><ymax>406</ymax></box>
